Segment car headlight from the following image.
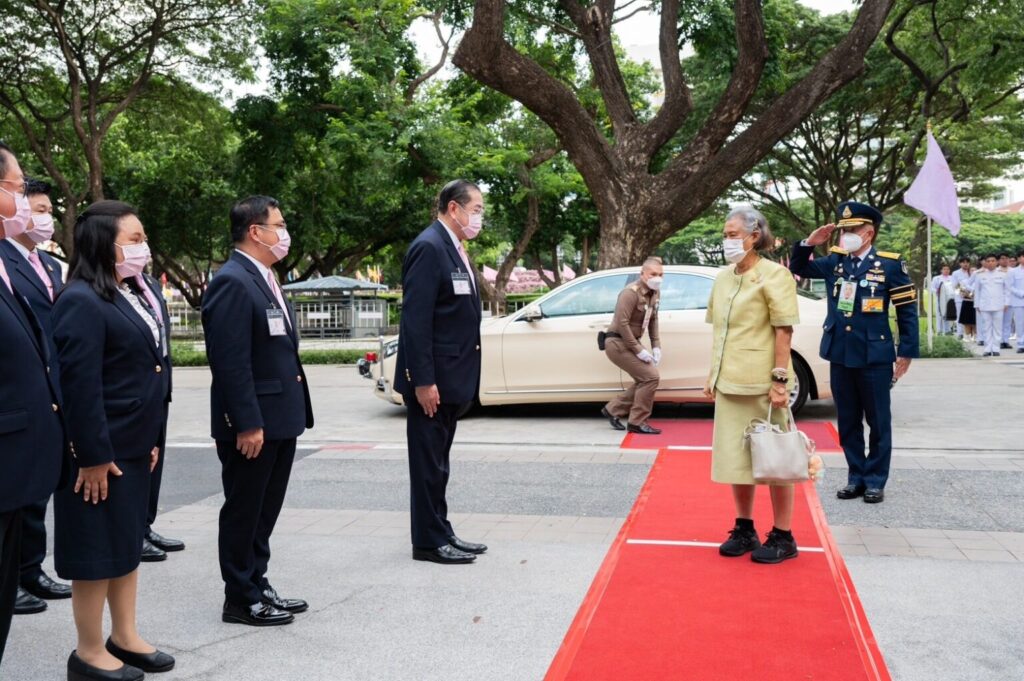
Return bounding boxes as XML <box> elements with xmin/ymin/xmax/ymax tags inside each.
<box><xmin>383</xmin><ymin>339</ymin><xmax>399</xmax><ymax>359</ymax></box>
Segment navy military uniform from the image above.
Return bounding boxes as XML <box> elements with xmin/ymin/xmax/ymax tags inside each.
<box><xmin>789</xmin><ymin>202</ymin><xmax>919</xmax><ymax>496</ymax></box>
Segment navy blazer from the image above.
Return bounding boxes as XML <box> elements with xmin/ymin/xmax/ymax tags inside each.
<box><xmin>0</xmin><ymin>239</ymin><xmax>65</xmax><ymax>396</ymax></box>
<box><xmin>53</xmin><ymin>279</ymin><xmax>171</xmax><ymax>468</ymax></box>
<box><xmin>394</xmin><ymin>221</ymin><xmax>482</xmax><ymax>405</ymax></box>
<box><xmin>790</xmin><ymin>243</ymin><xmax>919</xmax><ymax>367</ymax></box>
<box><xmin>0</xmin><ymin>276</ymin><xmax>66</xmax><ymax>512</ymax></box>
<box><xmin>139</xmin><ymin>272</ymin><xmax>173</xmax><ymax>402</ymax></box>
<box><xmin>201</xmin><ymin>251</ymin><xmax>313</xmax><ymax>441</ymax></box>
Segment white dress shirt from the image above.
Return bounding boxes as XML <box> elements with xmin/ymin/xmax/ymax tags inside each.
<box><xmin>969</xmin><ymin>268</ymin><xmax>1010</xmax><ymax>312</ymax></box>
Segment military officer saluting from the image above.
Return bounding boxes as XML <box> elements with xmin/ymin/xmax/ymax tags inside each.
<box><xmin>789</xmin><ymin>201</ymin><xmax>919</xmax><ymax>504</ymax></box>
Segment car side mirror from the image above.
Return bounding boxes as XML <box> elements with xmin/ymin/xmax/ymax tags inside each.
<box><xmin>522</xmin><ymin>306</ymin><xmax>543</xmax><ymax>322</ymax></box>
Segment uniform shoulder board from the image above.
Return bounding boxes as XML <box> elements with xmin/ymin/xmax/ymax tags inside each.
<box><xmin>829</xmin><ymin>246</ymin><xmax>849</xmax><ymax>255</ymax></box>
<box><xmin>877</xmin><ymin>251</ymin><xmax>900</xmax><ymax>259</ymax></box>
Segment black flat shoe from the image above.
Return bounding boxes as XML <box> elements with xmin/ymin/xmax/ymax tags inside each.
<box><xmin>863</xmin><ymin>488</ymin><xmax>885</xmax><ymax>504</ymax></box>
<box><xmin>140</xmin><ymin>538</ymin><xmax>167</xmax><ymax>563</ymax></box>
<box><xmin>67</xmin><ymin>651</ymin><xmax>143</xmax><ymax>681</ymax></box>
<box><xmin>222</xmin><ymin>601</ymin><xmax>294</xmax><ymax>627</ymax></box>
<box><xmin>449</xmin><ymin>535</ymin><xmax>488</xmax><ymax>554</ymax></box>
<box><xmin>600</xmin><ymin>407</ymin><xmax>625</xmax><ymax>431</ymax></box>
<box><xmin>146</xmin><ymin>529</ymin><xmax>185</xmax><ymax>552</ymax></box>
<box><xmin>627</xmin><ymin>423</ymin><xmax>662</xmax><ymax>435</ymax></box>
<box><xmin>260</xmin><ymin>586</ymin><xmax>308</xmax><ymax>614</ymax></box>
<box><xmin>23</xmin><ymin>570</ymin><xmax>72</xmax><ymax>599</ymax></box>
<box><xmin>413</xmin><ymin>544</ymin><xmax>476</xmax><ymax>564</ymax></box>
<box><xmin>106</xmin><ymin>638</ymin><xmax>175</xmax><ymax>673</ymax></box>
<box><xmin>836</xmin><ymin>484</ymin><xmax>866</xmax><ymax>500</ymax></box>
<box><xmin>14</xmin><ymin>586</ymin><xmax>47</xmax><ymax>615</ymax></box>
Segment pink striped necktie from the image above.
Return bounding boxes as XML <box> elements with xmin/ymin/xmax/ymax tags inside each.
<box><xmin>0</xmin><ymin>258</ymin><xmax>11</xmax><ymax>294</ymax></box>
<box><xmin>267</xmin><ymin>272</ymin><xmax>291</xmax><ymax>326</ymax></box>
<box><xmin>28</xmin><ymin>250</ymin><xmax>54</xmax><ymax>301</ymax></box>
<box><xmin>457</xmin><ymin>242</ymin><xmax>475</xmax><ymax>292</ymax></box>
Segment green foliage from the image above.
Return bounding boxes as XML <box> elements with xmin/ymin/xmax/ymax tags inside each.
<box><xmin>171</xmin><ymin>342</ymin><xmax>365</xmax><ymax>366</ymax></box>
<box><xmin>917</xmin><ymin>334</ymin><xmax>972</xmax><ymax>359</ymax></box>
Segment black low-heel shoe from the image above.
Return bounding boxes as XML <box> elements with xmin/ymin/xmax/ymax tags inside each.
<box><xmin>67</xmin><ymin>651</ymin><xmax>144</xmax><ymax>681</ymax></box>
<box><xmin>105</xmin><ymin>638</ymin><xmax>175</xmax><ymax>673</ymax></box>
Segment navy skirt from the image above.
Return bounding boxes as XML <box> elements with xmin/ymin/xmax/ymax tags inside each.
<box><xmin>54</xmin><ymin>456</ymin><xmax>151</xmax><ymax>580</ymax></box>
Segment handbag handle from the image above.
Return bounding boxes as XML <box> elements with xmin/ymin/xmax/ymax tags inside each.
<box><xmin>765</xmin><ymin>403</ymin><xmax>797</xmax><ymax>433</ymax></box>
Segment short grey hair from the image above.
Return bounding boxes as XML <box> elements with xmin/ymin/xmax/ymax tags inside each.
<box><xmin>726</xmin><ymin>206</ymin><xmax>773</xmax><ymax>251</ymax></box>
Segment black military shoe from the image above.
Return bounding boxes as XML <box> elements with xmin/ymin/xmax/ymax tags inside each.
<box><xmin>863</xmin><ymin>488</ymin><xmax>885</xmax><ymax>504</ymax></box>
<box><xmin>751</xmin><ymin>529</ymin><xmax>799</xmax><ymax>564</ymax></box>
<box><xmin>222</xmin><ymin>601</ymin><xmax>294</xmax><ymax>627</ymax></box>
<box><xmin>627</xmin><ymin>422</ymin><xmax>662</xmax><ymax>435</ymax></box>
<box><xmin>22</xmin><ymin>571</ymin><xmax>72</xmax><ymax>600</ymax></box>
<box><xmin>140</xmin><ymin>538</ymin><xmax>167</xmax><ymax>562</ymax></box>
<box><xmin>14</xmin><ymin>586</ymin><xmax>47</xmax><ymax>615</ymax></box>
<box><xmin>413</xmin><ymin>544</ymin><xmax>476</xmax><ymax>564</ymax></box>
<box><xmin>448</xmin><ymin>535</ymin><xmax>488</xmax><ymax>554</ymax></box>
<box><xmin>719</xmin><ymin>523</ymin><xmax>761</xmax><ymax>557</ymax></box>
<box><xmin>260</xmin><ymin>586</ymin><xmax>308</xmax><ymax>614</ymax></box>
<box><xmin>601</xmin><ymin>407</ymin><xmax>625</xmax><ymax>431</ymax></box>
<box><xmin>837</xmin><ymin>484</ymin><xmax>866</xmax><ymax>500</ymax></box>
<box><xmin>1000</xmin><ymin>342</ymin><xmax>1012</xmax><ymax>349</ymax></box>
<box><xmin>1017</xmin><ymin>348</ymin><xmax>1024</xmax><ymax>354</ymax></box>
<box><xmin>145</xmin><ymin>529</ymin><xmax>185</xmax><ymax>552</ymax></box>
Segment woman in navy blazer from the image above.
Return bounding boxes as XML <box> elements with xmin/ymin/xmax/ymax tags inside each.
<box><xmin>52</xmin><ymin>201</ymin><xmax>174</xmax><ymax>681</ymax></box>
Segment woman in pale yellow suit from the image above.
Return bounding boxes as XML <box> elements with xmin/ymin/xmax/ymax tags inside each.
<box><xmin>703</xmin><ymin>207</ymin><xmax>801</xmax><ymax>565</ymax></box>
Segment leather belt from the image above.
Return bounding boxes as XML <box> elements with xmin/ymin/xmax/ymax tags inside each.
<box><xmin>605</xmin><ymin>332</ymin><xmax>622</xmax><ymax>339</ymax></box>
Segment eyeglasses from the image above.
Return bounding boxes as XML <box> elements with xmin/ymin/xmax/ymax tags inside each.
<box><xmin>256</xmin><ymin>222</ymin><xmax>288</xmax><ymax>231</ymax></box>
<box><xmin>0</xmin><ymin>178</ymin><xmax>26</xmax><ymax>195</ymax></box>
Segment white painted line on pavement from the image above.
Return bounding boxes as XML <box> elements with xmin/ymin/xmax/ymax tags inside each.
<box><xmin>666</xmin><ymin>446</ymin><xmax>713</xmax><ymax>451</ymax></box>
<box><xmin>627</xmin><ymin>539</ymin><xmax>825</xmax><ymax>553</ymax></box>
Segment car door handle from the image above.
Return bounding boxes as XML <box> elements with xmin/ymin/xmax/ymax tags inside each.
<box><xmin>589</xmin><ymin>322</ymin><xmax>606</xmax><ymax>329</ymax></box>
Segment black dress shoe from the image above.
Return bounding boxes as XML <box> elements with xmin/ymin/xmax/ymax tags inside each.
<box><xmin>448</xmin><ymin>535</ymin><xmax>488</xmax><ymax>554</ymax></box>
<box><xmin>23</xmin><ymin>570</ymin><xmax>72</xmax><ymax>600</ymax></box>
<box><xmin>600</xmin><ymin>407</ymin><xmax>625</xmax><ymax>431</ymax></box>
<box><xmin>146</xmin><ymin>529</ymin><xmax>185</xmax><ymax>552</ymax></box>
<box><xmin>836</xmin><ymin>484</ymin><xmax>866</xmax><ymax>500</ymax></box>
<box><xmin>260</xmin><ymin>585</ymin><xmax>308</xmax><ymax>613</ymax></box>
<box><xmin>412</xmin><ymin>544</ymin><xmax>476</xmax><ymax>564</ymax></box>
<box><xmin>67</xmin><ymin>651</ymin><xmax>143</xmax><ymax>681</ymax></box>
<box><xmin>140</xmin><ymin>538</ymin><xmax>167</xmax><ymax>562</ymax></box>
<box><xmin>863</xmin><ymin>488</ymin><xmax>885</xmax><ymax>504</ymax></box>
<box><xmin>627</xmin><ymin>422</ymin><xmax>662</xmax><ymax>435</ymax></box>
<box><xmin>1000</xmin><ymin>342</ymin><xmax>1012</xmax><ymax>349</ymax></box>
<box><xmin>105</xmin><ymin>638</ymin><xmax>175</xmax><ymax>673</ymax></box>
<box><xmin>14</xmin><ymin>586</ymin><xmax>47</xmax><ymax>615</ymax></box>
<box><xmin>222</xmin><ymin>600</ymin><xmax>294</xmax><ymax>626</ymax></box>
<box><xmin>1017</xmin><ymin>348</ymin><xmax>1024</xmax><ymax>354</ymax></box>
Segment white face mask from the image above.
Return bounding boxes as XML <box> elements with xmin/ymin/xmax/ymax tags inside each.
<box><xmin>840</xmin><ymin>232</ymin><xmax>864</xmax><ymax>253</ymax></box>
<box><xmin>722</xmin><ymin>238</ymin><xmax>748</xmax><ymax>264</ymax></box>
<box><xmin>646</xmin><ymin>276</ymin><xmax>663</xmax><ymax>291</ymax></box>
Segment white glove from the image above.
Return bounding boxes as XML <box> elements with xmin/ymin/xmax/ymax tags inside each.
<box><xmin>637</xmin><ymin>349</ymin><xmax>654</xmax><ymax>364</ymax></box>
<box><xmin>652</xmin><ymin>348</ymin><xmax>662</xmax><ymax>366</ymax></box>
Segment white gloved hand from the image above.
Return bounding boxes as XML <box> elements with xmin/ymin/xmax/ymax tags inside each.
<box><xmin>652</xmin><ymin>348</ymin><xmax>662</xmax><ymax>366</ymax></box>
<box><xmin>637</xmin><ymin>349</ymin><xmax>654</xmax><ymax>364</ymax></box>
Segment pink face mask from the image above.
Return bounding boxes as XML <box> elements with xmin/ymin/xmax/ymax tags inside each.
<box><xmin>456</xmin><ymin>205</ymin><xmax>483</xmax><ymax>240</ymax></box>
<box><xmin>115</xmin><ymin>241</ymin><xmax>151</xmax><ymax>279</ymax></box>
<box><xmin>257</xmin><ymin>227</ymin><xmax>291</xmax><ymax>262</ymax></box>
<box><xmin>26</xmin><ymin>213</ymin><xmax>55</xmax><ymax>245</ymax></box>
<box><xmin>0</xmin><ymin>189</ymin><xmax>32</xmax><ymax>238</ymax></box>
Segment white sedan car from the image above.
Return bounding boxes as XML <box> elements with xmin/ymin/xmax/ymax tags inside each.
<box><xmin>358</xmin><ymin>265</ymin><xmax>832</xmax><ymax>414</ymax></box>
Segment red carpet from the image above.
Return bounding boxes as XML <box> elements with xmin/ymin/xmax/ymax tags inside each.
<box><xmin>545</xmin><ymin>424</ymin><xmax>889</xmax><ymax>681</ymax></box>
<box><xmin>621</xmin><ymin>418</ymin><xmax>842</xmax><ymax>452</ymax></box>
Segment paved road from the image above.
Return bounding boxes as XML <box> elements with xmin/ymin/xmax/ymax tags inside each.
<box><xmin>4</xmin><ymin>357</ymin><xmax>1022</xmax><ymax>680</ymax></box>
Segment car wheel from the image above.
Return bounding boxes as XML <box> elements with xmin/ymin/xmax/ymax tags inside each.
<box><xmin>789</xmin><ymin>356</ymin><xmax>811</xmax><ymax>415</ymax></box>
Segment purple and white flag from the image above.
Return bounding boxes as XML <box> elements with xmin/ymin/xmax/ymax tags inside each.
<box><xmin>904</xmin><ymin>131</ymin><xmax>961</xmax><ymax>236</ymax></box>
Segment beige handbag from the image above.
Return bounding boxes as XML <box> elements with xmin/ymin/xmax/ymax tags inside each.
<box><xmin>745</xmin><ymin>404</ymin><xmax>815</xmax><ymax>484</ymax></box>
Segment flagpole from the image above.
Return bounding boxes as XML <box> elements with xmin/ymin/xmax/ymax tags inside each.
<box><xmin>926</xmin><ymin>216</ymin><xmax>933</xmax><ymax>351</ymax></box>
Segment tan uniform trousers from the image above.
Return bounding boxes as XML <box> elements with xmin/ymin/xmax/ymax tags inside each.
<box><xmin>603</xmin><ymin>337</ymin><xmax>660</xmax><ymax>425</ymax></box>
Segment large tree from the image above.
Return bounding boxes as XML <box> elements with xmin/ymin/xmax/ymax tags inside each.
<box><xmin>451</xmin><ymin>0</ymin><xmax>896</xmax><ymax>267</ymax></box>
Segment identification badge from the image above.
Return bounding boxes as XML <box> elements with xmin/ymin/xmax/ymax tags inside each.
<box><xmin>452</xmin><ymin>272</ymin><xmax>472</xmax><ymax>295</ymax></box>
<box><xmin>837</xmin><ymin>280</ymin><xmax>857</xmax><ymax>312</ymax></box>
<box><xmin>861</xmin><ymin>297</ymin><xmax>884</xmax><ymax>313</ymax></box>
<box><xmin>266</xmin><ymin>308</ymin><xmax>287</xmax><ymax>336</ymax></box>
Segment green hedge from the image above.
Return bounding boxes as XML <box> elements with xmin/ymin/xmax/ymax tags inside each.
<box><xmin>171</xmin><ymin>343</ymin><xmax>367</xmax><ymax>367</ymax></box>
<box><xmin>917</xmin><ymin>334</ymin><xmax>972</xmax><ymax>359</ymax></box>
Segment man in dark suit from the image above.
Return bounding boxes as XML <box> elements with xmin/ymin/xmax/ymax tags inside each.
<box><xmin>0</xmin><ymin>180</ymin><xmax>71</xmax><ymax>615</ymax></box>
<box><xmin>0</xmin><ymin>142</ymin><xmax>66</xmax><ymax>663</ymax></box>
<box><xmin>394</xmin><ymin>179</ymin><xmax>488</xmax><ymax>565</ymax></box>
<box><xmin>202</xmin><ymin>195</ymin><xmax>314</xmax><ymax>627</ymax></box>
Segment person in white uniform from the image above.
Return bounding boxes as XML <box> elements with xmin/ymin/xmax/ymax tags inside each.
<box><xmin>950</xmin><ymin>257</ymin><xmax>973</xmax><ymax>339</ymax></box>
<box><xmin>970</xmin><ymin>254</ymin><xmax>1010</xmax><ymax>356</ymax></box>
<box><xmin>930</xmin><ymin>264</ymin><xmax>955</xmax><ymax>335</ymax></box>
<box><xmin>1008</xmin><ymin>250</ymin><xmax>1024</xmax><ymax>354</ymax></box>
<box><xmin>998</xmin><ymin>253</ymin><xmax>1014</xmax><ymax>348</ymax></box>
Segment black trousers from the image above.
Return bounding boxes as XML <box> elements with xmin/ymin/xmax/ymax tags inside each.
<box><xmin>1</xmin><ymin>509</ymin><xmax>24</xmax><ymax>666</ymax></box>
<box><xmin>406</xmin><ymin>403</ymin><xmax>462</xmax><ymax>549</ymax></box>
<box><xmin>147</xmin><ymin>406</ymin><xmax>169</xmax><ymax>529</ymax></box>
<box><xmin>18</xmin><ymin>497</ymin><xmax>47</xmax><ymax>583</ymax></box>
<box><xmin>831</xmin><ymin>362</ymin><xmax>894</xmax><ymax>489</ymax></box>
<box><xmin>217</xmin><ymin>438</ymin><xmax>295</xmax><ymax>607</ymax></box>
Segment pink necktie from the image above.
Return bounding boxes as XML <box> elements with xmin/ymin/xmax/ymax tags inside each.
<box><xmin>457</xmin><ymin>243</ymin><xmax>475</xmax><ymax>292</ymax></box>
<box><xmin>0</xmin><ymin>259</ymin><xmax>11</xmax><ymax>294</ymax></box>
<box><xmin>133</xmin><ymin>274</ymin><xmax>163</xmax><ymax>325</ymax></box>
<box><xmin>267</xmin><ymin>272</ymin><xmax>291</xmax><ymax>326</ymax></box>
<box><xmin>28</xmin><ymin>250</ymin><xmax>54</xmax><ymax>301</ymax></box>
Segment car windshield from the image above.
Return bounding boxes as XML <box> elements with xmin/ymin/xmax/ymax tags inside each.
<box><xmin>541</xmin><ymin>274</ymin><xmax>630</xmax><ymax>317</ymax></box>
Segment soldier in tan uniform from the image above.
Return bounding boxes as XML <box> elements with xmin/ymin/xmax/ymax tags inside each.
<box><xmin>600</xmin><ymin>257</ymin><xmax>664</xmax><ymax>435</ymax></box>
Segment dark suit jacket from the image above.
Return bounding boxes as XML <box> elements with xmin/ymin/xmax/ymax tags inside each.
<box><xmin>139</xmin><ymin>272</ymin><xmax>173</xmax><ymax>402</ymax></box>
<box><xmin>394</xmin><ymin>221</ymin><xmax>482</xmax><ymax>405</ymax></box>
<box><xmin>790</xmin><ymin>243</ymin><xmax>919</xmax><ymax>367</ymax></box>
<box><xmin>201</xmin><ymin>251</ymin><xmax>313</xmax><ymax>441</ymax></box>
<box><xmin>0</xmin><ymin>240</ymin><xmax>64</xmax><ymax>396</ymax></box>
<box><xmin>52</xmin><ymin>280</ymin><xmax>171</xmax><ymax>468</ymax></box>
<box><xmin>0</xmin><ymin>274</ymin><xmax>65</xmax><ymax>512</ymax></box>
